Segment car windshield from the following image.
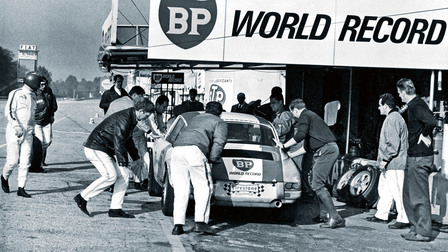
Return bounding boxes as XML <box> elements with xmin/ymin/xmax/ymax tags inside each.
<box><xmin>226</xmin><ymin>122</ymin><xmax>275</xmax><ymax>146</ymax></box>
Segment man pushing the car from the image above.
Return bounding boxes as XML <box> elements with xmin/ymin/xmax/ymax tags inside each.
<box><xmin>278</xmin><ymin>98</ymin><xmax>345</xmax><ymax>229</ymax></box>
<box><xmin>170</xmin><ymin>101</ymin><xmax>228</xmax><ymax>235</ymax></box>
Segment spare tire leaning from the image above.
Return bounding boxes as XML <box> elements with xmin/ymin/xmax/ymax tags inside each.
<box><xmin>333</xmin><ymin>168</ymin><xmax>357</xmax><ymax>203</ymax></box>
<box><xmin>345</xmin><ymin>165</ymin><xmax>380</xmax><ymax>208</ymax></box>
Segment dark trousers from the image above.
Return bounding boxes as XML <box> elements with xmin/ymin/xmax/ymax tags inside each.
<box><xmin>311</xmin><ymin>142</ymin><xmax>339</xmax><ymax>192</ymax></box>
<box><xmin>403</xmin><ymin>156</ymin><xmax>433</xmax><ymax>237</ymax></box>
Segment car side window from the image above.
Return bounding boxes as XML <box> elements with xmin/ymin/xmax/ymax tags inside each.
<box><xmin>166</xmin><ymin>117</ymin><xmax>186</xmax><ymax>143</ymax></box>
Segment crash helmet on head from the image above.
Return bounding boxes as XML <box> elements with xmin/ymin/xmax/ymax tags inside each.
<box><xmin>23</xmin><ymin>72</ymin><xmax>41</xmax><ymax>91</ymax></box>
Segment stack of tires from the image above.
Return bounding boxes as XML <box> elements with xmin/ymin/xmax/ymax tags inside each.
<box><xmin>333</xmin><ymin>163</ymin><xmax>380</xmax><ymax>208</ymax></box>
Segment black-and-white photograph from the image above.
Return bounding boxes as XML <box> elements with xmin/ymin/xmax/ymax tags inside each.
<box><xmin>1</xmin><ymin>0</ymin><xmax>447</xmax><ymax>251</ymax></box>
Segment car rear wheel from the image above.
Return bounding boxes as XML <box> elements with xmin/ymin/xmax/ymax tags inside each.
<box><xmin>148</xmin><ymin>149</ymin><xmax>162</xmax><ymax>197</ymax></box>
<box><xmin>346</xmin><ymin>165</ymin><xmax>379</xmax><ymax>208</ymax></box>
<box><xmin>161</xmin><ymin>173</ymin><xmax>174</xmax><ymax>216</ymax></box>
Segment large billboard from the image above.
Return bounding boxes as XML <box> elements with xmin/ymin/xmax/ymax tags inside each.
<box><xmin>148</xmin><ymin>0</ymin><xmax>448</xmax><ymax>69</ymax></box>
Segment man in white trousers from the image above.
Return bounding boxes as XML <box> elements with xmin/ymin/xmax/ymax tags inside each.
<box><xmin>170</xmin><ymin>102</ymin><xmax>227</xmax><ymax>235</ymax></box>
<box><xmin>74</xmin><ymin>98</ymin><xmax>153</xmax><ymax>218</ymax></box>
<box><xmin>366</xmin><ymin>93</ymin><xmax>410</xmax><ymax>229</ymax></box>
<box><xmin>2</xmin><ymin>72</ymin><xmax>40</xmax><ymax>198</ymax></box>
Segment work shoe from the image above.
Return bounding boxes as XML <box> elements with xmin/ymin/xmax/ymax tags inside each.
<box><xmin>171</xmin><ymin>225</ymin><xmax>184</xmax><ymax>235</ymax></box>
<box><xmin>401</xmin><ymin>231</ymin><xmax>416</xmax><ymax>239</ymax></box>
<box><xmin>29</xmin><ymin>167</ymin><xmax>46</xmax><ymax>173</ymax></box>
<box><xmin>389</xmin><ymin>222</ymin><xmax>411</xmax><ymax>229</ymax></box>
<box><xmin>193</xmin><ymin>222</ymin><xmax>216</xmax><ymax>234</ymax></box>
<box><xmin>133</xmin><ymin>182</ymin><xmax>142</xmax><ymax>190</ymax></box>
<box><xmin>320</xmin><ymin>218</ymin><xmax>346</xmax><ymax>229</ymax></box>
<box><xmin>404</xmin><ymin>233</ymin><xmax>431</xmax><ymax>242</ymax></box>
<box><xmin>17</xmin><ymin>187</ymin><xmax>31</xmax><ymax>198</ymax></box>
<box><xmin>312</xmin><ymin>214</ymin><xmax>329</xmax><ymax>223</ymax></box>
<box><xmin>108</xmin><ymin>209</ymin><xmax>135</xmax><ymax>218</ymax></box>
<box><xmin>365</xmin><ymin>216</ymin><xmax>389</xmax><ymax>224</ymax></box>
<box><xmin>74</xmin><ymin>194</ymin><xmax>90</xmax><ymax>216</ymax></box>
<box><xmin>1</xmin><ymin>175</ymin><xmax>9</xmax><ymax>193</ymax></box>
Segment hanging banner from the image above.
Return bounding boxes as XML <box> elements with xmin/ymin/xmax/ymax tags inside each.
<box><xmin>148</xmin><ymin>0</ymin><xmax>448</xmax><ymax>69</ymax></box>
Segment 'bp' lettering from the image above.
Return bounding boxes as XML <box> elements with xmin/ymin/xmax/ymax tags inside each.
<box><xmin>167</xmin><ymin>7</ymin><xmax>212</xmax><ymax>35</ymax></box>
<box><xmin>159</xmin><ymin>0</ymin><xmax>217</xmax><ymax>49</ymax></box>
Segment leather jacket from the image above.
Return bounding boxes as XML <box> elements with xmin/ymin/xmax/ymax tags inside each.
<box><xmin>83</xmin><ymin>108</ymin><xmax>139</xmax><ymax>166</ymax></box>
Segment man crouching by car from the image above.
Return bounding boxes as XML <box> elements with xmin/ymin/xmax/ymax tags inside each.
<box><xmin>170</xmin><ymin>102</ymin><xmax>228</xmax><ymax>235</ymax></box>
<box><xmin>74</xmin><ymin>98</ymin><xmax>153</xmax><ymax>218</ymax></box>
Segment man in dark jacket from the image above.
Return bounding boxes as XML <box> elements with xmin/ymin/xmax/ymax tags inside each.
<box><xmin>99</xmin><ymin>74</ymin><xmax>129</xmax><ymax>114</ymax></box>
<box><xmin>397</xmin><ymin>78</ymin><xmax>437</xmax><ymax>242</ymax></box>
<box><xmin>231</xmin><ymin>92</ymin><xmax>251</xmax><ymax>114</ymax></box>
<box><xmin>74</xmin><ymin>98</ymin><xmax>154</xmax><ymax>218</ymax></box>
<box><xmin>181</xmin><ymin>88</ymin><xmax>204</xmax><ymax>112</ymax></box>
<box><xmin>33</xmin><ymin>76</ymin><xmax>57</xmax><ymax>172</ymax></box>
<box><xmin>170</xmin><ymin>102</ymin><xmax>227</xmax><ymax>235</ymax></box>
<box><xmin>280</xmin><ymin>98</ymin><xmax>345</xmax><ymax>229</ymax></box>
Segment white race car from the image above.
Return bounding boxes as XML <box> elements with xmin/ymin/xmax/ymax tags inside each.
<box><xmin>148</xmin><ymin>111</ymin><xmax>302</xmax><ymax>221</ymax></box>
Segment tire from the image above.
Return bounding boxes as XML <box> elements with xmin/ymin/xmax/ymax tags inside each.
<box><xmin>333</xmin><ymin>168</ymin><xmax>357</xmax><ymax>202</ymax></box>
<box><xmin>29</xmin><ymin>136</ymin><xmax>43</xmax><ymax>171</ymax></box>
<box><xmin>148</xmin><ymin>149</ymin><xmax>162</xmax><ymax>197</ymax></box>
<box><xmin>161</xmin><ymin>173</ymin><xmax>174</xmax><ymax>216</ymax></box>
<box><xmin>345</xmin><ymin>165</ymin><xmax>379</xmax><ymax>208</ymax></box>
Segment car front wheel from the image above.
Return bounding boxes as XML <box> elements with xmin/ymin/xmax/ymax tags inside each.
<box><xmin>161</xmin><ymin>172</ymin><xmax>174</xmax><ymax>216</ymax></box>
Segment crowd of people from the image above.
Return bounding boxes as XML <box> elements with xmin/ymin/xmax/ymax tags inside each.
<box><xmin>1</xmin><ymin>73</ymin><xmax>440</xmax><ymax>241</ymax></box>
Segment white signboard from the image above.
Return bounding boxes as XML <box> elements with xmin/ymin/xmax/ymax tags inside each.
<box><xmin>18</xmin><ymin>44</ymin><xmax>38</xmax><ymax>60</ymax></box>
<box><xmin>148</xmin><ymin>0</ymin><xmax>448</xmax><ymax>69</ymax></box>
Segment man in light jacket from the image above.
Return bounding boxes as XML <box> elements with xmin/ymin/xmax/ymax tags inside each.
<box><xmin>365</xmin><ymin>93</ymin><xmax>409</xmax><ymax>229</ymax></box>
<box><xmin>170</xmin><ymin>102</ymin><xmax>228</xmax><ymax>235</ymax></box>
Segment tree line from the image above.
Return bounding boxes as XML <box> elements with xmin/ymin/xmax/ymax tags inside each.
<box><xmin>0</xmin><ymin>46</ymin><xmax>102</xmax><ymax>98</ymax></box>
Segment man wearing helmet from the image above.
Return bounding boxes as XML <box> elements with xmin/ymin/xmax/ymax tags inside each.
<box><xmin>1</xmin><ymin>72</ymin><xmax>40</xmax><ymax>198</ymax></box>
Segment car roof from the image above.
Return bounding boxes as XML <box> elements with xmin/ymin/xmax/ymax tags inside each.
<box><xmin>179</xmin><ymin>111</ymin><xmax>272</xmax><ymax>126</ymax></box>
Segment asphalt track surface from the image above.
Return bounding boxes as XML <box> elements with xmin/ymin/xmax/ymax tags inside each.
<box><xmin>0</xmin><ymin>99</ymin><xmax>447</xmax><ymax>251</ymax></box>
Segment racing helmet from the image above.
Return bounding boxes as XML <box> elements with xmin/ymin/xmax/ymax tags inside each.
<box><xmin>23</xmin><ymin>72</ymin><xmax>41</xmax><ymax>91</ymax></box>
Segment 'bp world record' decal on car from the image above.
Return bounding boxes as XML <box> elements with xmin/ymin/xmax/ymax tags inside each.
<box><xmin>225</xmin><ymin>158</ymin><xmax>262</xmax><ymax>181</ymax></box>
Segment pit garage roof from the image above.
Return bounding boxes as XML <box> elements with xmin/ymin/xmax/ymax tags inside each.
<box><xmin>97</xmin><ymin>45</ymin><xmax>287</xmax><ymax>72</ymax></box>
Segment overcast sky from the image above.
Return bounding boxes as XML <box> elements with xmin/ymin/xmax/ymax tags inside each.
<box><xmin>0</xmin><ymin>0</ymin><xmax>112</xmax><ymax>81</ymax></box>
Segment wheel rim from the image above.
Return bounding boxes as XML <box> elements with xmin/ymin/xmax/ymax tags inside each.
<box><xmin>337</xmin><ymin>169</ymin><xmax>356</xmax><ymax>190</ymax></box>
<box><xmin>349</xmin><ymin>171</ymin><xmax>371</xmax><ymax>196</ymax></box>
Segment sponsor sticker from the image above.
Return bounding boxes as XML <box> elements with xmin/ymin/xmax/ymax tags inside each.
<box><xmin>225</xmin><ymin>158</ymin><xmax>262</xmax><ymax>181</ymax></box>
<box><xmin>223</xmin><ymin>182</ymin><xmax>265</xmax><ymax>197</ymax></box>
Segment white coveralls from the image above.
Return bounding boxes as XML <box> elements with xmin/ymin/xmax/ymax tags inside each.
<box><xmin>81</xmin><ymin>147</ymin><xmax>131</xmax><ymax>209</ymax></box>
<box><xmin>3</xmin><ymin>87</ymin><xmax>36</xmax><ymax>188</ymax></box>
<box><xmin>171</xmin><ymin>146</ymin><xmax>213</xmax><ymax>225</ymax></box>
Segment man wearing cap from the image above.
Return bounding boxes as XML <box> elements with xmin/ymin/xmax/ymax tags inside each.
<box><xmin>2</xmin><ymin>72</ymin><xmax>40</xmax><ymax>198</ymax></box>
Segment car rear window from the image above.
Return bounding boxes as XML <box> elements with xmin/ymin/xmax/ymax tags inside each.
<box><xmin>226</xmin><ymin>122</ymin><xmax>275</xmax><ymax>146</ymax></box>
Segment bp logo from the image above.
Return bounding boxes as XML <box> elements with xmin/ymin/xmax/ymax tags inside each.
<box><xmin>159</xmin><ymin>0</ymin><xmax>217</xmax><ymax>49</ymax></box>
<box><xmin>232</xmin><ymin>159</ymin><xmax>254</xmax><ymax>171</ymax></box>
<box><xmin>153</xmin><ymin>74</ymin><xmax>163</xmax><ymax>83</ymax></box>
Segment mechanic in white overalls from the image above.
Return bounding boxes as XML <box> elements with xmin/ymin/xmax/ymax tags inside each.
<box><xmin>170</xmin><ymin>102</ymin><xmax>228</xmax><ymax>235</ymax></box>
<box><xmin>1</xmin><ymin>72</ymin><xmax>40</xmax><ymax>198</ymax></box>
